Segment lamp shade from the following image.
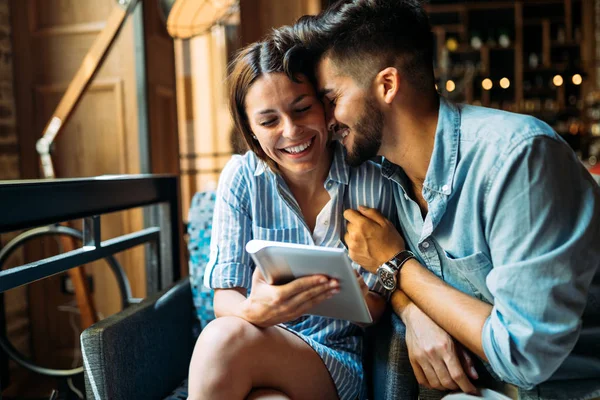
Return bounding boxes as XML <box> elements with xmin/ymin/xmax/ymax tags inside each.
<box><xmin>159</xmin><ymin>0</ymin><xmax>238</xmax><ymax>39</ymax></box>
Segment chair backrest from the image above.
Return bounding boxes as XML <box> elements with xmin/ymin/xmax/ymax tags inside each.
<box><xmin>187</xmin><ymin>190</ymin><xmax>217</xmax><ymax>329</ymax></box>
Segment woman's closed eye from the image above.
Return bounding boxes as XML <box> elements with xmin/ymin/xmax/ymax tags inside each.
<box><xmin>295</xmin><ymin>105</ymin><xmax>312</xmax><ymax>113</ymax></box>
<box><xmin>259</xmin><ymin>118</ymin><xmax>277</xmax><ymax>127</ymax></box>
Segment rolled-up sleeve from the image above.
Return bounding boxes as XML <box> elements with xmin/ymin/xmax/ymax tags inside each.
<box><xmin>482</xmin><ymin>136</ymin><xmax>600</xmax><ymax>388</ymax></box>
<box><xmin>203</xmin><ymin>157</ymin><xmax>254</xmax><ymax>290</ymax></box>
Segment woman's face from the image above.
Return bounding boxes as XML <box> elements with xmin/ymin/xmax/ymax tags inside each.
<box><xmin>245</xmin><ymin>72</ymin><xmax>328</xmax><ymax>177</ymax></box>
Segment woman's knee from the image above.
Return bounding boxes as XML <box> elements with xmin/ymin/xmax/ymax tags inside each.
<box><xmin>194</xmin><ymin>316</ymin><xmax>260</xmax><ymax>361</ymax></box>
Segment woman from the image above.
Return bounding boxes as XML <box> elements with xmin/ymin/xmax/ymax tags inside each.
<box><xmin>187</xmin><ymin>32</ymin><xmax>396</xmax><ymax>400</ymax></box>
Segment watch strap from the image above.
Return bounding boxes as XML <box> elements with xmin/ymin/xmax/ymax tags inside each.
<box><xmin>385</xmin><ymin>250</ymin><xmax>416</xmax><ymax>272</ymax></box>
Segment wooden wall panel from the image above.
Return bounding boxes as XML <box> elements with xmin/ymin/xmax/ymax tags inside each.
<box><xmin>240</xmin><ymin>0</ymin><xmax>321</xmax><ymax>45</ymax></box>
<box><xmin>33</xmin><ymin>79</ymin><xmax>127</xmax><ymax>176</ymax></box>
<box><xmin>150</xmin><ymin>85</ymin><xmax>179</xmax><ymax>175</ymax></box>
<box><xmin>30</xmin><ymin>0</ymin><xmax>112</xmax><ymax>31</ymax></box>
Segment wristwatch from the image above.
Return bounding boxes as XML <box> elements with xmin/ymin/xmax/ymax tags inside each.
<box><xmin>377</xmin><ymin>250</ymin><xmax>416</xmax><ymax>291</ymax></box>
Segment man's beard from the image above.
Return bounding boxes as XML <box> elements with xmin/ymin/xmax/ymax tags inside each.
<box><xmin>345</xmin><ymin>96</ymin><xmax>384</xmax><ymax>167</ymax></box>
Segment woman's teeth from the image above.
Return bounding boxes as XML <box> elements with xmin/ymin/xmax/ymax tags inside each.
<box><xmin>284</xmin><ymin>139</ymin><xmax>312</xmax><ymax>154</ymax></box>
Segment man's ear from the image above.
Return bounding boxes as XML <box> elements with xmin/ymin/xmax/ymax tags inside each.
<box><xmin>374</xmin><ymin>67</ymin><xmax>400</xmax><ymax>105</ymax></box>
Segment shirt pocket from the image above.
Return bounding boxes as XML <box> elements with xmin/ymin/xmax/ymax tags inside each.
<box><xmin>442</xmin><ymin>250</ymin><xmax>494</xmax><ymax>304</ymax></box>
<box><xmin>253</xmin><ymin>226</ymin><xmax>304</xmax><ymax>243</ymax></box>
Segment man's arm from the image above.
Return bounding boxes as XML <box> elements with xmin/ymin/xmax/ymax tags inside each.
<box><xmin>397</xmin><ymin>260</ymin><xmax>492</xmax><ymax>360</ymax></box>
<box><xmin>391</xmin><ymin>289</ymin><xmax>480</xmax><ymax>393</ymax></box>
<box><xmin>345</xmin><ymin>136</ymin><xmax>600</xmax><ymax>389</ymax></box>
<box><xmin>344</xmin><ymin>206</ymin><xmax>492</xmax><ymax>361</ymax></box>
<box><xmin>345</xmin><ymin>210</ymin><xmax>479</xmax><ymax>393</ymax></box>
<box><xmin>474</xmin><ymin>136</ymin><xmax>600</xmax><ymax>388</ymax></box>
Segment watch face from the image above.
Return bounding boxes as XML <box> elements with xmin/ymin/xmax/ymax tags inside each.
<box><xmin>377</xmin><ymin>266</ymin><xmax>396</xmax><ymax>291</ymax></box>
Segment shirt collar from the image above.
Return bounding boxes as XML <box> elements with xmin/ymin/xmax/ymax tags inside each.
<box><xmin>253</xmin><ymin>141</ymin><xmax>350</xmax><ymax>185</ymax></box>
<box><xmin>381</xmin><ymin>97</ymin><xmax>460</xmax><ymax>197</ymax></box>
<box><xmin>423</xmin><ymin>97</ymin><xmax>461</xmax><ymax>196</ymax></box>
<box><xmin>254</xmin><ymin>159</ymin><xmax>268</xmax><ymax>176</ymax></box>
<box><xmin>327</xmin><ymin>141</ymin><xmax>350</xmax><ymax>185</ymax></box>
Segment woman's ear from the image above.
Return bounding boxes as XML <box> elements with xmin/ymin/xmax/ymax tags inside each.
<box><xmin>374</xmin><ymin>67</ymin><xmax>400</xmax><ymax>105</ymax></box>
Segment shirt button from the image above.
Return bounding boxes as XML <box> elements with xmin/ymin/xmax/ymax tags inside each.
<box><xmin>324</xmin><ymin>220</ymin><xmax>329</xmax><ymax>226</ymax></box>
<box><xmin>404</xmin><ymin>193</ymin><xmax>410</xmax><ymax>200</ymax></box>
<box><xmin>442</xmin><ymin>184</ymin><xmax>450</xmax><ymax>194</ymax></box>
<box><xmin>326</xmin><ymin>182</ymin><xmax>333</xmax><ymax>189</ymax></box>
<box><xmin>421</xmin><ymin>241</ymin><xmax>430</xmax><ymax>249</ymax></box>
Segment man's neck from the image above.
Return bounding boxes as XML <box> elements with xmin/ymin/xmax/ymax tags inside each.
<box><xmin>380</xmin><ymin>95</ymin><xmax>439</xmax><ymax>187</ymax></box>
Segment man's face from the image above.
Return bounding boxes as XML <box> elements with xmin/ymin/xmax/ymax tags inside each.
<box><xmin>316</xmin><ymin>56</ymin><xmax>384</xmax><ymax>167</ymax></box>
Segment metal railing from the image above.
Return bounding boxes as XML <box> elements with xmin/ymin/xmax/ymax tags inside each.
<box><xmin>0</xmin><ymin>174</ymin><xmax>181</xmax><ymax>391</ymax></box>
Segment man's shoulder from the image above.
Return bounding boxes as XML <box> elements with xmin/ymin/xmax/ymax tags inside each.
<box><xmin>458</xmin><ymin>104</ymin><xmax>561</xmax><ymax>147</ymax></box>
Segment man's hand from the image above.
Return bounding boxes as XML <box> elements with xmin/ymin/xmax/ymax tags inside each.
<box><xmin>239</xmin><ymin>269</ymin><xmax>339</xmax><ymax>328</ymax></box>
<box><xmin>344</xmin><ymin>206</ymin><xmax>405</xmax><ymax>273</ymax></box>
<box><xmin>400</xmin><ymin>301</ymin><xmax>479</xmax><ymax>394</ymax></box>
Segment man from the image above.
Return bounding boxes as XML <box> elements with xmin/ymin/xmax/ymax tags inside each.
<box><xmin>287</xmin><ymin>0</ymin><xmax>600</xmax><ymax>398</ymax></box>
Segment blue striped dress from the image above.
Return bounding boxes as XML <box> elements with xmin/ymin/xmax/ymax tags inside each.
<box><xmin>204</xmin><ymin>141</ymin><xmax>396</xmax><ymax>400</ymax></box>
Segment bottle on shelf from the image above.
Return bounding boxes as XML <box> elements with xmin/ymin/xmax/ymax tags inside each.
<box><xmin>470</xmin><ymin>31</ymin><xmax>483</xmax><ymax>50</ymax></box>
<box><xmin>445</xmin><ymin>35</ymin><xmax>459</xmax><ymax>52</ymax></box>
<box><xmin>498</xmin><ymin>29</ymin><xmax>511</xmax><ymax>48</ymax></box>
<box><xmin>557</xmin><ymin>27</ymin><xmax>566</xmax><ymax>44</ymax></box>
<box><xmin>528</xmin><ymin>53</ymin><xmax>539</xmax><ymax>69</ymax></box>
<box><xmin>574</xmin><ymin>26</ymin><xmax>582</xmax><ymax>42</ymax></box>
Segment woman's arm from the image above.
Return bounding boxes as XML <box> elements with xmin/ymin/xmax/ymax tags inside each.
<box><xmin>212</xmin><ymin>287</ymin><xmax>247</xmax><ymax>318</ymax></box>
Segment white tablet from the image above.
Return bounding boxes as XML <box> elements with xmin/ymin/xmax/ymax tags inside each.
<box><xmin>245</xmin><ymin>239</ymin><xmax>373</xmax><ymax>324</ymax></box>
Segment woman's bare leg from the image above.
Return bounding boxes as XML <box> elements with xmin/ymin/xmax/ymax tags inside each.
<box><xmin>187</xmin><ymin>316</ymin><xmax>339</xmax><ymax>400</ymax></box>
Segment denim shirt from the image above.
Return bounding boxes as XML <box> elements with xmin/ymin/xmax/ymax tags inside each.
<box><xmin>382</xmin><ymin>98</ymin><xmax>600</xmax><ymax>398</ymax></box>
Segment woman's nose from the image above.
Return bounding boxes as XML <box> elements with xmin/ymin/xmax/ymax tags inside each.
<box><xmin>323</xmin><ymin>102</ymin><xmax>337</xmax><ymax>132</ymax></box>
<box><xmin>283</xmin><ymin>118</ymin><xmax>303</xmax><ymax>137</ymax></box>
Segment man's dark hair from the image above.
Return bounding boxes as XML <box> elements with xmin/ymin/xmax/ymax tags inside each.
<box><xmin>288</xmin><ymin>0</ymin><xmax>435</xmax><ymax>91</ymax></box>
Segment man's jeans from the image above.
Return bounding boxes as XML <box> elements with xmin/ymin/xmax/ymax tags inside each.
<box><xmin>363</xmin><ymin>308</ymin><xmax>448</xmax><ymax>400</ymax></box>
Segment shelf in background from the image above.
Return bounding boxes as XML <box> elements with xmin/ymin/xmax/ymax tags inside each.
<box><xmin>551</xmin><ymin>41</ymin><xmax>581</xmax><ymax>48</ymax></box>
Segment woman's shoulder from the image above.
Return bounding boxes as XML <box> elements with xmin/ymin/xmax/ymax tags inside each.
<box><xmin>221</xmin><ymin>151</ymin><xmax>264</xmax><ymax>181</ymax></box>
<box><xmin>347</xmin><ymin>157</ymin><xmax>387</xmax><ymax>182</ymax></box>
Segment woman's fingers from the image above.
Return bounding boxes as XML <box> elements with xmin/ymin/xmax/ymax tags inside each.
<box><xmin>250</xmin><ymin>275</ymin><xmax>338</xmax><ymax>324</ymax></box>
<box><xmin>278</xmin><ymin>275</ymin><xmax>337</xmax><ymax>302</ymax></box>
<box><xmin>286</xmin><ymin>278</ymin><xmax>339</xmax><ymax>312</ymax></box>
